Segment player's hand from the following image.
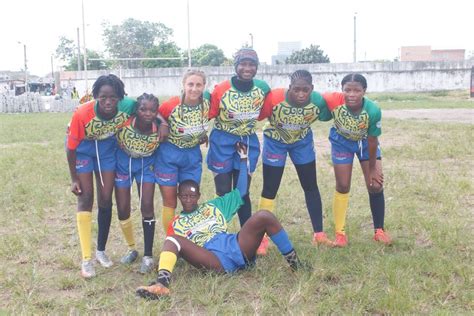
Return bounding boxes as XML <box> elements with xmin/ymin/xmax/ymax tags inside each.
<box><xmin>158</xmin><ymin>121</ymin><xmax>169</xmax><ymax>142</ymax></box>
<box><xmin>369</xmin><ymin>167</ymin><xmax>384</xmax><ymax>187</ymax></box>
<box><xmin>199</xmin><ymin>134</ymin><xmax>208</xmax><ymax>147</ymax></box>
<box><xmin>71</xmin><ymin>180</ymin><xmax>82</xmax><ymax>196</ymax></box>
<box><xmin>235</xmin><ymin>142</ymin><xmax>248</xmax><ymax>159</ymax></box>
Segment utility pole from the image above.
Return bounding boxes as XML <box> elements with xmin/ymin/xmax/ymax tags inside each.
<box><xmin>249</xmin><ymin>33</ymin><xmax>254</xmax><ymax>48</ymax></box>
<box><xmin>353</xmin><ymin>12</ymin><xmax>357</xmax><ymax>63</ymax></box>
<box><xmin>82</xmin><ymin>0</ymin><xmax>88</xmax><ymax>94</ymax></box>
<box><xmin>187</xmin><ymin>0</ymin><xmax>192</xmax><ymax>67</ymax></box>
<box><xmin>77</xmin><ymin>27</ymin><xmax>81</xmax><ymax>71</ymax></box>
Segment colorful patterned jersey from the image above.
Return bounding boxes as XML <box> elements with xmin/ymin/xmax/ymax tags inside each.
<box><xmin>259</xmin><ymin>89</ymin><xmax>332</xmax><ymax>144</ymax></box>
<box><xmin>116</xmin><ymin>116</ymin><xmax>160</xmax><ymax>158</ymax></box>
<box><xmin>323</xmin><ymin>92</ymin><xmax>382</xmax><ymax>141</ymax></box>
<box><xmin>209</xmin><ymin>79</ymin><xmax>270</xmax><ymax>136</ymax></box>
<box><xmin>66</xmin><ymin>97</ymin><xmax>136</xmax><ymax>150</ymax></box>
<box><xmin>159</xmin><ymin>92</ymin><xmax>211</xmax><ymax>148</ymax></box>
<box><xmin>166</xmin><ymin>189</ymin><xmax>243</xmax><ymax>247</ymax></box>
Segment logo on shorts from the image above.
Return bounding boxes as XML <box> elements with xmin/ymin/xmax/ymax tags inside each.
<box><xmin>211</xmin><ymin>160</ymin><xmax>229</xmax><ymax>170</ymax></box>
<box><xmin>115</xmin><ymin>173</ymin><xmax>129</xmax><ymax>182</ymax></box>
<box><xmin>76</xmin><ymin>159</ymin><xmax>89</xmax><ymax>169</ymax></box>
<box><xmin>265</xmin><ymin>152</ymin><xmax>283</xmax><ymax>163</ymax></box>
<box><xmin>334</xmin><ymin>152</ymin><xmax>352</xmax><ymax>160</ymax></box>
<box><xmin>156</xmin><ymin>172</ymin><xmax>176</xmax><ymax>182</ymax></box>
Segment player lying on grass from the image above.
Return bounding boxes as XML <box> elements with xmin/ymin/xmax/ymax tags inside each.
<box><xmin>136</xmin><ymin>142</ymin><xmax>305</xmax><ymax>300</ymax></box>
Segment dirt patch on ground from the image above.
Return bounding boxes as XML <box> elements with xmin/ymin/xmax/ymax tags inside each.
<box><xmin>383</xmin><ymin>109</ymin><xmax>474</xmax><ymax>124</ymax></box>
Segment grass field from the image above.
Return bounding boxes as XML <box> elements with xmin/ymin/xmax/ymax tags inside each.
<box><xmin>0</xmin><ymin>93</ymin><xmax>473</xmax><ymax>314</ymax></box>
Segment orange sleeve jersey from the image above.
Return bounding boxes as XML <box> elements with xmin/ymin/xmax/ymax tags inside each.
<box><xmin>210</xmin><ymin>79</ymin><xmax>270</xmax><ymax>136</ymax></box>
<box><xmin>323</xmin><ymin>92</ymin><xmax>382</xmax><ymax>140</ymax></box>
<box><xmin>159</xmin><ymin>92</ymin><xmax>211</xmax><ymax>148</ymax></box>
<box><xmin>116</xmin><ymin>116</ymin><xmax>160</xmax><ymax>158</ymax></box>
<box><xmin>262</xmin><ymin>89</ymin><xmax>331</xmax><ymax>144</ymax></box>
<box><xmin>66</xmin><ymin>97</ymin><xmax>136</xmax><ymax>150</ymax></box>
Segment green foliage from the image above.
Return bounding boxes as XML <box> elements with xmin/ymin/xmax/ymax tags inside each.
<box><xmin>55</xmin><ymin>36</ymin><xmax>110</xmax><ymax>71</ymax></box>
<box><xmin>102</xmin><ymin>18</ymin><xmax>173</xmax><ymax>68</ymax></box>
<box><xmin>142</xmin><ymin>43</ymin><xmax>183</xmax><ymax>68</ymax></box>
<box><xmin>191</xmin><ymin>44</ymin><xmax>228</xmax><ymax>66</ymax></box>
<box><xmin>286</xmin><ymin>44</ymin><xmax>330</xmax><ymax>64</ymax></box>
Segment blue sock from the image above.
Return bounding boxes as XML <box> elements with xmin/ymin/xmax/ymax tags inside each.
<box><xmin>269</xmin><ymin>229</ymin><xmax>293</xmax><ymax>255</ymax></box>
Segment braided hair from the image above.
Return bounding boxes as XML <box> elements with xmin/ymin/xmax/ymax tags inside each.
<box><xmin>290</xmin><ymin>70</ymin><xmax>313</xmax><ymax>85</ymax></box>
<box><xmin>137</xmin><ymin>93</ymin><xmax>159</xmax><ymax>111</ymax></box>
<box><xmin>341</xmin><ymin>73</ymin><xmax>367</xmax><ymax>90</ymax></box>
<box><xmin>92</xmin><ymin>74</ymin><xmax>125</xmax><ymax>99</ymax></box>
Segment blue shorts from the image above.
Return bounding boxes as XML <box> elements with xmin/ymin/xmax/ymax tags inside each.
<box><xmin>204</xmin><ymin>232</ymin><xmax>253</xmax><ymax>273</ymax></box>
<box><xmin>262</xmin><ymin>132</ymin><xmax>315</xmax><ymax>167</ymax></box>
<box><xmin>154</xmin><ymin>142</ymin><xmax>202</xmax><ymax>186</ymax></box>
<box><xmin>115</xmin><ymin>147</ymin><xmax>156</xmax><ymax>188</ymax></box>
<box><xmin>207</xmin><ymin>129</ymin><xmax>260</xmax><ymax>173</ymax></box>
<box><xmin>75</xmin><ymin>137</ymin><xmax>117</xmax><ymax>173</ymax></box>
<box><xmin>329</xmin><ymin>127</ymin><xmax>381</xmax><ymax>165</ymax></box>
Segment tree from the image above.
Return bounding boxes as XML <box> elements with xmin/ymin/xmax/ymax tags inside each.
<box><xmin>191</xmin><ymin>44</ymin><xmax>227</xmax><ymax>66</ymax></box>
<box><xmin>55</xmin><ymin>36</ymin><xmax>110</xmax><ymax>71</ymax></box>
<box><xmin>142</xmin><ymin>43</ymin><xmax>183</xmax><ymax>68</ymax></box>
<box><xmin>102</xmin><ymin>18</ymin><xmax>174</xmax><ymax>68</ymax></box>
<box><xmin>286</xmin><ymin>44</ymin><xmax>330</xmax><ymax>64</ymax></box>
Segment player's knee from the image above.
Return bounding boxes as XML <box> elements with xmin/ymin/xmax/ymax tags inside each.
<box><xmin>254</xmin><ymin>210</ymin><xmax>276</xmax><ymax>222</ymax></box>
<box><xmin>78</xmin><ymin>191</ymin><xmax>94</xmax><ymax>210</ymax></box>
<box><xmin>368</xmin><ymin>183</ymin><xmax>383</xmax><ymax>193</ymax></box>
<box><xmin>141</xmin><ymin>205</ymin><xmax>154</xmax><ymax>219</ymax></box>
<box><xmin>336</xmin><ymin>184</ymin><xmax>350</xmax><ymax>194</ymax></box>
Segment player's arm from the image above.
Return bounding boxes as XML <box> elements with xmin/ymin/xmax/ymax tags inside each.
<box><xmin>66</xmin><ymin>148</ymin><xmax>81</xmax><ymax>195</ymax></box>
<box><xmin>156</xmin><ymin>112</ymin><xmax>169</xmax><ymax>142</ymax></box>
<box><xmin>367</xmin><ymin>104</ymin><xmax>383</xmax><ymax>187</ymax></box>
<box><xmin>235</xmin><ymin>142</ymin><xmax>248</xmax><ymax>198</ymax></box>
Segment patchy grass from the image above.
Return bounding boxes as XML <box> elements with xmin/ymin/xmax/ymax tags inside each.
<box><xmin>0</xmin><ymin>108</ymin><xmax>473</xmax><ymax>314</ymax></box>
<box><xmin>367</xmin><ymin>90</ymin><xmax>474</xmax><ymax>109</ymax></box>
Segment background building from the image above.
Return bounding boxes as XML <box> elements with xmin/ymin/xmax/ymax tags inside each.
<box><xmin>401</xmin><ymin>46</ymin><xmax>465</xmax><ymax>61</ymax></box>
<box><xmin>271</xmin><ymin>41</ymin><xmax>302</xmax><ymax>65</ymax></box>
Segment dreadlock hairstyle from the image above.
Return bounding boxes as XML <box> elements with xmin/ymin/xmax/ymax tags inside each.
<box><xmin>137</xmin><ymin>93</ymin><xmax>159</xmax><ymax>112</ymax></box>
<box><xmin>233</xmin><ymin>48</ymin><xmax>259</xmax><ymax>70</ymax></box>
<box><xmin>92</xmin><ymin>74</ymin><xmax>126</xmax><ymax>99</ymax></box>
<box><xmin>179</xmin><ymin>69</ymin><xmax>207</xmax><ymax>129</ymax></box>
<box><xmin>341</xmin><ymin>73</ymin><xmax>368</xmax><ymax>90</ymax></box>
<box><xmin>290</xmin><ymin>70</ymin><xmax>313</xmax><ymax>85</ymax></box>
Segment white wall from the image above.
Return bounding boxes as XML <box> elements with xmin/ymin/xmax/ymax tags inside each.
<box><xmin>61</xmin><ymin>61</ymin><xmax>473</xmax><ymax>97</ymax></box>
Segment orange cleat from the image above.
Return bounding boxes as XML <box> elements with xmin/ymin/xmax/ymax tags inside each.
<box><xmin>334</xmin><ymin>232</ymin><xmax>348</xmax><ymax>247</ymax></box>
<box><xmin>136</xmin><ymin>282</ymin><xmax>170</xmax><ymax>300</ymax></box>
<box><xmin>312</xmin><ymin>232</ymin><xmax>335</xmax><ymax>247</ymax></box>
<box><xmin>257</xmin><ymin>235</ymin><xmax>270</xmax><ymax>256</ymax></box>
<box><xmin>373</xmin><ymin>229</ymin><xmax>392</xmax><ymax>245</ymax></box>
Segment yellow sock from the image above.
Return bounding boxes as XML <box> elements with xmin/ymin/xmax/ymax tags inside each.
<box><xmin>119</xmin><ymin>218</ymin><xmax>135</xmax><ymax>249</ymax></box>
<box><xmin>258</xmin><ymin>197</ymin><xmax>275</xmax><ymax>212</ymax></box>
<box><xmin>333</xmin><ymin>191</ymin><xmax>349</xmax><ymax>234</ymax></box>
<box><xmin>158</xmin><ymin>251</ymin><xmax>177</xmax><ymax>273</ymax></box>
<box><xmin>77</xmin><ymin>212</ymin><xmax>92</xmax><ymax>260</ymax></box>
<box><xmin>162</xmin><ymin>206</ymin><xmax>175</xmax><ymax>232</ymax></box>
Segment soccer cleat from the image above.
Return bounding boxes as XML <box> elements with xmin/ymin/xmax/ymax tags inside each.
<box><xmin>312</xmin><ymin>232</ymin><xmax>335</xmax><ymax>247</ymax></box>
<box><xmin>81</xmin><ymin>260</ymin><xmax>96</xmax><ymax>279</ymax></box>
<box><xmin>120</xmin><ymin>249</ymin><xmax>139</xmax><ymax>264</ymax></box>
<box><xmin>95</xmin><ymin>250</ymin><xmax>113</xmax><ymax>268</ymax></box>
<box><xmin>256</xmin><ymin>235</ymin><xmax>269</xmax><ymax>256</ymax></box>
<box><xmin>136</xmin><ymin>282</ymin><xmax>170</xmax><ymax>300</ymax></box>
<box><xmin>334</xmin><ymin>232</ymin><xmax>348</xmax><ymax>247</ymax></box>
<box><xmin>373</xmin><ymin>229</ymin><xmax>392</xmax><ymax>245</ymax></box>
<box><xmin>139</xmin><ymin>256</ymin><xmax>155</xmax><ymax>274</ymax></box>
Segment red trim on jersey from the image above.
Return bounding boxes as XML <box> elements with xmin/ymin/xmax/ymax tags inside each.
<box><xmin>166</xmin><ymin>215</ymin><xmax>181</xmax><ymax>236</ymax></box>
<box><xmin>159</xmin><ymin>96</ymin><xmax>181</xmax><ymax>119</ymax></box>
<box><xmin>209</xmin><ymin>80</ymin><xmax>232</xmax><ymax>118</ymax></box>
<box><xmin>323</xmin><ymin>92</ymin><xmax>345</xmax><ymax>112</ymax></box>
<box><xmin>66</xmin><ymin>100</ymin><xmax>96</xmax><ymax>150</ymax></box>
<box><xmin>258</xmin><ymin>88</ymin><xmax>286</xmax><ymax>120</ymax></box>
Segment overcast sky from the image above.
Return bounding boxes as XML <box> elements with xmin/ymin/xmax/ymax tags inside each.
<box><xmin>2</xmin><ymin>0</ymin><xmax>472</xmax><ymax>76</ymax></box>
